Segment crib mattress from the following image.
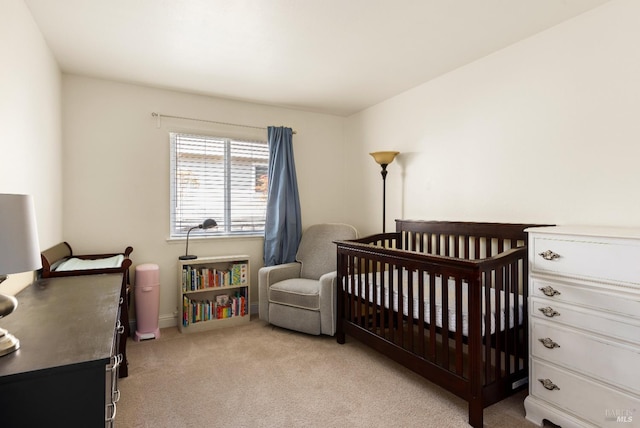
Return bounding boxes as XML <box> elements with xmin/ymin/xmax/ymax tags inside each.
<box><xmin>344</xmin><ymin>270</ymin><xmax>523</xmax><ymax>337</ymax></box>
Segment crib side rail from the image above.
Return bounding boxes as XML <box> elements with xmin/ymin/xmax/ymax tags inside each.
<box><xmin>395</xmin><ymin>220</ymin><xmax>534</xmax><ymax>241</ymax></box>
<box><xmin>345</xmin><ymin>232</ymin><xmax>402</xmax><ymax>249</ymax></box>
<box><xmin>335</xmin><ymin>239</ymin><xmax>483</xmax><ymax>397</ymax></box>
<box><xmin>335</xmin><ymin>240</ymin><xmax>529</xmax><ymax>395</ymax></box>
<box><xmin>395</xmin><ymin>220</ymin><xmax>539</xmax><ymax>259</ymax></box>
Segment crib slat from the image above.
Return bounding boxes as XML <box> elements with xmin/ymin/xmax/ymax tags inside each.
<box><xmin>428</xmin><ymin>273</ymin><xmax>437</xmax><ymax>362</ymax></box>
<box><xmin>483</xmin><ymin>271</ymin><xmax>492</xmax><ymax>382</ymax></box>
<box><xmin>380</xmin><ymin>264</ymin><xmax>386</xmax><ymax>341</ymax></box>
<box><xmin>417</xmin><ymin>269</ymin><xmax>426</xmax><ymax>359</ymax></box>
<box><xmin>513</xmin><ymin>257</ymin><xmax>524</xmax><ymax>370</ymax></box>
<box><xmin>453</xmin><ymin>235</ymin><xmax>460</xmax><ymax>258</ymax></box>
<box><xmin>455</xmin><ymin>276</ymin><xmax>463</xmax><ymax>376</ymax></box>
<box><xmin>371</xmin><ymin>259</ymin><xmax>380</xmax><ymax>337</ymax></box>
<box><xmin>406</xmin><ymin>267</ymin><xmax>414</xmax><ymax>352</ymax></box>
<box><xmin>441</xmin><ymin>273</ymin><xmax>449</xmax><ymax>370</ymax></box>
<box><xmin>350</xmin><ymin>255</ymin><xmax>357</xmax><ymax>325</ymax></box>
<box><xmin>386</xmin><ymin>266</ymin><xmax>394</xmax><ymax>344</ymax></box>
<box><xmin>494</xmin><ymin>266</ymin><xmax>504</xmax><ymax>383</ymax></box>
<box><xmin>463</xmin><ymin>235</ymin><xmax>470</xmax><ymax>259</ymax></box>
<box><xmin>505</xmin><ymin>261</ymin><xmax>514</xmax><ymax>375</ymax></box>
<box><xmin>395</xmin><ymin>267</ymin><xmax>404</xmax><ymax>347</ymax></box>
<box><xmin>365</xmin><ymin>259</ymin><xmax>372</xmax><ymax>332</ymax></box>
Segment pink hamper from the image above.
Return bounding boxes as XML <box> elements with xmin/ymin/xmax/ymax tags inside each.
<box><xmin>134</xmin><ymin>263</ymin><xmax>160</xmax><ymax>341</ymax></box>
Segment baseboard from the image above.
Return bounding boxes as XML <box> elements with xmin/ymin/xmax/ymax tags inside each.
<box><xmin>159</xmin><ymin>314</ymin><xmax>178</xmax><ymax>329</ymax></box>
<box><xmin>132</xmin><ymin>306</ymin><xmax>258</xmax><ymax>332</ymax></box>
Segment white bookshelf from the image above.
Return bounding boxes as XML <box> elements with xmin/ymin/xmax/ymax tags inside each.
<box><xmin>178</xmin><ymin>255</ymin><xmax>250</xmax><ymax>333</ymax></box>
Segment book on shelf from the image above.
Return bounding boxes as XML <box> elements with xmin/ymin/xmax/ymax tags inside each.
<box><xmin>232</xmin><ymin>263</ymin><xmax>248</xmax><ymax>285</ymax></box>
<box><xmin>181</xmin><ymin>288</ymin><xmax>248</xmax><ymax>327</ymax></box>
<box><xmin>181</xmin><ymin>261</ymin><xmax>249</xmax><ymax>292</ymax></box>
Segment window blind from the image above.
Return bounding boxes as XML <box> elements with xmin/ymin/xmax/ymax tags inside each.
<box><xmin>170</xmin><ymin>132</ymin><xmax>269</xmax><ymax>237</ymax></box>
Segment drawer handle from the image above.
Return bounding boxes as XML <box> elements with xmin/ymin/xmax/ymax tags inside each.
<box><xmin>539</xmin><ymin>306</ymin><xmax>561</xmax><ymax>317</ymax></box>
<box><xmin>538</xmin><ymin>337</ymin><xmax>561</xmax><ymax>349</ymax></box>
<box><xmin>539</xmin><ymin>286</ymin><xmax>561</xmax><ymax>297</ymax></box>
<box><xmin>105</xmin><ymin>402</ymin><xmax>117</xmax><ymax>423</ymax></box>
<box><xmin>106</xmin><ymin>353</ymin><xmax>123</xmax><ymax>372</ymax></box>
<box><xmin>539</xmin><ymin>250</ymin><xmax>561</xmax><ymax>261</ymax></box>
<box><xmin>538</xmin><ymin>378</ymin><xmax>560</xmax><ymax>391</ymax></box>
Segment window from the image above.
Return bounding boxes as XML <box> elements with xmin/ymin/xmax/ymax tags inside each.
<box><xmin>170</xmin><ymin>132</ymin><xmax>269</xmax><ymax>237</ymax></box>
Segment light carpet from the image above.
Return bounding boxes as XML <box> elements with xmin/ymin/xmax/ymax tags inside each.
<box><xmin>117</xmin><ymin>317</ymin><xmax>536</xmax><ymax>427</ymax></box>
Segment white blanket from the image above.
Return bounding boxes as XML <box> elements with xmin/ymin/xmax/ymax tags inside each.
<box><xmin>54</xmin><ymin>254</ymin><xmax>125</xmax><ymax>271</ymax></box>
<box><xmin>344</xmin><ymin>269</ymin><xmax>523</xmax><ymax>337</ymax></box>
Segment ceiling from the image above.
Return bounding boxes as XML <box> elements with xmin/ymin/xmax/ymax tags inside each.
<box><xmin>24</xmin><ymin>0</ymin><xmax>609</xmax><ymax>116</ymax></box>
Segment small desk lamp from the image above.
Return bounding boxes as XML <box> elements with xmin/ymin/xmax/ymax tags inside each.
<box><xmin>0</xmin><ymin>194</ymin><xmax>42</xmax><ymax>357</ymax></box>
<box><xmin>179</xmin><ymin>218</ymin><xmax>217</xmax><ymax>260</ymax></box>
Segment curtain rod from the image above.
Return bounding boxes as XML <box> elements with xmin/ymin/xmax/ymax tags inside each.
<box><xmin>151</xmin><ymin>112</ymin><xmax>296</xmax><ymax>134</ymax></box>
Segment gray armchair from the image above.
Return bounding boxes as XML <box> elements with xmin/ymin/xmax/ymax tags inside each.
<box><xmin>258</xmin><ymin>223</ymin><xmax>358</xmax><ymax>336</ymax></box>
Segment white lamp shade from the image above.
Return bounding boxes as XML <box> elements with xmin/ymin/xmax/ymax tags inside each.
<box><xmin>0</xmin><ymin>194</ymin><xmax>42</xmax><ymax>275</ymax></box>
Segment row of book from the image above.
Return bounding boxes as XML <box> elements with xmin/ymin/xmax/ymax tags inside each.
<box><xmin>182</xmin><ymin>291</ymin><xmax>248</xmax><ymax>327</ymax></box>
<box><xmin>181</xmin><ymin>262</ymin><xmax>248</xmax><ymax>292</ymax></box>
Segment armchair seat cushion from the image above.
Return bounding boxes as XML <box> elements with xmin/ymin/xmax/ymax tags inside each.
<box><xmin>269</xmin><ymin>278</ymin><xmax>319</xmax><ymax>310</ymax></box>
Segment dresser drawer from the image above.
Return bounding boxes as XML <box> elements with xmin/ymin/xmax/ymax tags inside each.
<box><xmin>531</xmin><ymin>278</ymin><xmax>640</xmax><ymax>321</ymax></box>
<box><xmin>530</xmin><ymin>297</ymin><xmax>640</xmax><ymax>344</ymax></box>
<box><xmin>531</xmin><ymin>318</ymin><xmax>640</xmax><ymax>394</ymax></box>
<box><xmin>531</xmin><ymin>359</ymin><xmax>639</xmax><ymax>428</ymax></box>
<box><xmin>531</xmin><ymin>234</ymin><xmax>640</xmax><ymax>285</ymax></box>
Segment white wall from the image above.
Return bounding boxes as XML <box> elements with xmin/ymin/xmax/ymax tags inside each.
<box><xmin>0</xmin><ymin>0</ymin><xmax>62</xmax><ymax>295</ymax></box>
<box><xmin>345</xmin><ymin>0</ymin><xmax>640</xmax><ymax>237</ymax></box>
<box><xmin>62</xmin><ymin>75</ymin><xmax>347</xmax><ymax>326</ymax></box>
<box><xmin>54</xmin><ymin>0</ymin><xmax>640</xmax><ymax>326</ymax></box>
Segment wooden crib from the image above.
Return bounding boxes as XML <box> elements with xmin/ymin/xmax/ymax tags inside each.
<box><xmin>335</xmin><ymin>220</ymin><xmax>546</xmax><ymax>428</ymax></box>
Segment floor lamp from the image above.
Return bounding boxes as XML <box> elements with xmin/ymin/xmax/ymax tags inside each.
<box><xmin>0</xmin><ymin>194</ymin><xmax>41</xmax><ymax>357</ymax></box>
<box><xmin>369</xmin><ymin>151</ymin><xmax>399</xmax><ymax>233</ymax></box>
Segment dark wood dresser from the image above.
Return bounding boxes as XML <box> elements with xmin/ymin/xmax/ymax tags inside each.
<box><xmin>0</xmin><ymin>274</ymin><xmax>124</xmax><ymax>427</ymax></box>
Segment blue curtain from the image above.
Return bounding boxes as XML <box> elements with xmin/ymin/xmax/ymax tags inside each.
<box><xmin>263</xmin><ymin>126</ymin><xmax>302</xmax><ymax>266</ymax></box>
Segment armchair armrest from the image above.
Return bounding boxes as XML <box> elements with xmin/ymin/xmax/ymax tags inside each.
<box><xmin>259</xmin><ymin>262</ymin><xmax>302</xmax><ymax>286</ymax></box>
<box><xmin>318</xmin><ymin>271</ymin><xmax>337</xmax><ymax>293</ymax></box>
<box><xmin>318</xmin><ymin>271</ymin><xmax>338</xmax><ymax>335</ymax></box>
<box><xmin>258</xmin><ymin>262</ymin><xmax>302</xmax><ymax>322</ymax></box>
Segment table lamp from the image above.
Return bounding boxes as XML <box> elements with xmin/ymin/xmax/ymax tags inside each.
<box><xmin>179</xmin><ymin>218</ymin><xmax>217</xmax><ymax>260</ymax></box>
<box><xmin>0</xmin><ymin>194</ymin><xmax>41</xmax><ymax>357</ymax></box>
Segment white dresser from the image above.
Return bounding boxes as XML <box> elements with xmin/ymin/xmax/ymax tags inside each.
<box><xmin>524</xmin><ymin>226</ymin><xmax>640</xmax><ymax>428</ymax></box>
